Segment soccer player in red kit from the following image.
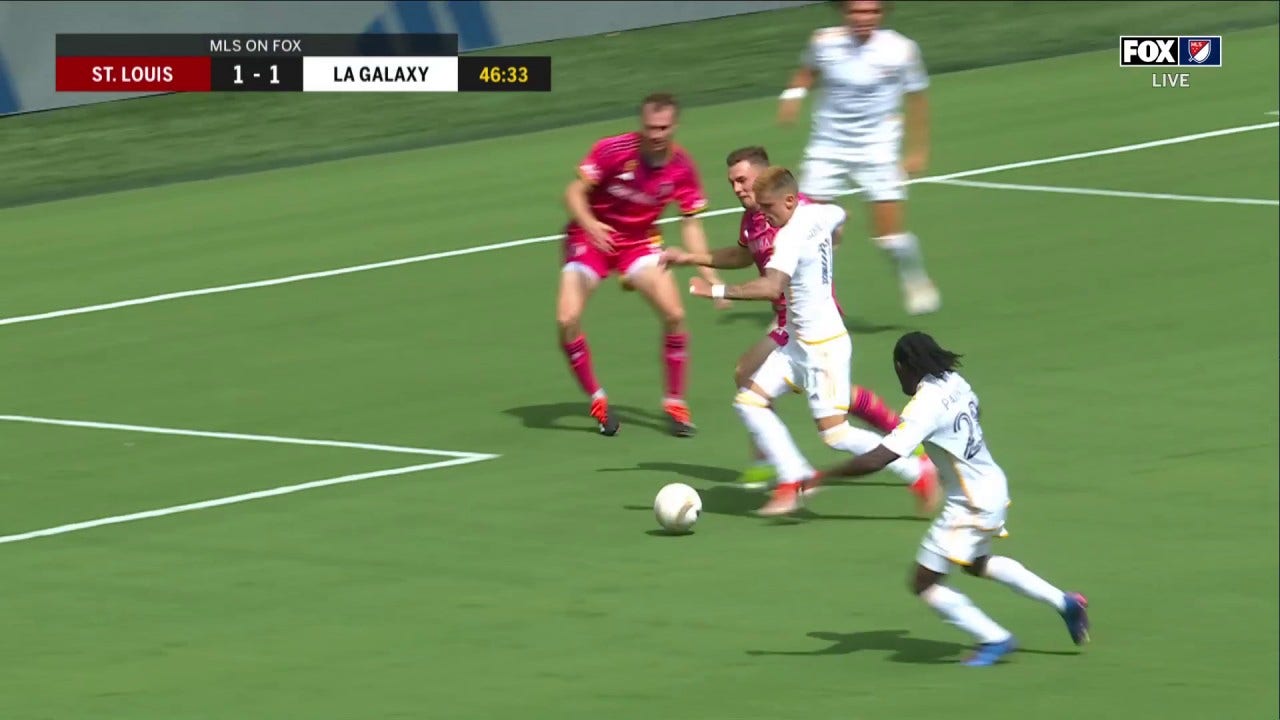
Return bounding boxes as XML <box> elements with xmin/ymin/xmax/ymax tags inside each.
<box><xmin>558</xmin><ymin>93</ymin><xmax>724</xmax><ymax>438</ymax></box>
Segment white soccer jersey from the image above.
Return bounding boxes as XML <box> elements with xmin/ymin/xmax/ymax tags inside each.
<box><xmin>764</xmin><ymin>202</ymin><xmax>847</xmax><ymax>343</ymax></box>
<box><xmin>802</xmin><ymin>27</ymin><xmax>929</xmax><ymax>156</ymax></box>
<box><xmin>882</xmin><ymin>371</ymin><xmax>1010</xmax><ymax>512</ymax></box>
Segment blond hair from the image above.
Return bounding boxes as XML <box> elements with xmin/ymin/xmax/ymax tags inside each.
<box><xmin>752</xmin><ymin>166</ymin><xmax>799</xmax><ymax>198</ymax></box>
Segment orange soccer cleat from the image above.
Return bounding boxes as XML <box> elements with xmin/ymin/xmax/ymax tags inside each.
<box><xmin>663</xmin><ymin>399</ymin><xmax>696</xmax><ymax>438</ymax></box>
<box><xmin>591</xmin><ymin>395</ymin><xmax>620</xmax><ymax>436</ymax></box>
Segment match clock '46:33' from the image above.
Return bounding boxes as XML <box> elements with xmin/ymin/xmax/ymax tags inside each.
<box><xmin>457</xmin><ymin>56</ymin><xmax>551</xmax><ymax>92</ymax></box>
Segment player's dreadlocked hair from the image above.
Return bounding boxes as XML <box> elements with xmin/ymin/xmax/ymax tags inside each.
<box><xmin>893</xmin><ymin>332</ymin><xmax>962</xmax><ymax>380</ymax></box>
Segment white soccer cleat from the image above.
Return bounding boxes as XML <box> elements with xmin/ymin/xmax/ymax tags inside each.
<box><xmin>904</xmin><ymin>280</ymin><xmax>941</xmax><ymax>316</ymax></box>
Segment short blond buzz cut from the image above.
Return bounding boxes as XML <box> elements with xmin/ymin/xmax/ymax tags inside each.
<box><xmin>752</xmin><ymin>166</ymin><xmax>799</xmax><ymax>198</ymax></box>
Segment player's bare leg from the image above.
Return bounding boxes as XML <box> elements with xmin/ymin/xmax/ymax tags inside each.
<box><xmin>870</xmin><ymin>200</ymin><xmax>939</xmax><ymax>315</ymax></box>
<box><xmin>556</xmin><ymin>268</ymin><xmax>618</xmax><ymax>435</ymax></box>
<box><xmin>734</xmin><ymin>334</ymin><xmax>786</xmax><ymax>487</ymax></box>
<box><xmin>628</xmin><ymin>262</ymin><xmax>695</xmax><ymax>437</ymax></box>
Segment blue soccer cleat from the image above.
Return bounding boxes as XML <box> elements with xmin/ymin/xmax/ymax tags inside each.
<box><xmin>962</xmin><ymin>637</ymin><xmax>1018</xmax><ymax>667</ymax></box>
<box><xmin>1060</xmin><ymin>592</ymin><xmax>1090</xmax><ymax>645</ymax></box>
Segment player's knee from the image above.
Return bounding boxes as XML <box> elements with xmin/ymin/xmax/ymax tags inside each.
<box><xmin>820</xmin><ymin>423</ymin><xmax>851</xmax><ymax>450</ymax></box>
<box><xmin>733</xmin><ymin>389</ymin><xmax>770</xmax><ymax>414</ymax></box>
<box><xmin>661</xmin><ymin>307</ymin><xmax>685</xmax><ymax>332</ymax></box>
<box><xmin>555</xmin><ymin>306</ymin><xmax>582</xmax><ymax>335</ymax></box>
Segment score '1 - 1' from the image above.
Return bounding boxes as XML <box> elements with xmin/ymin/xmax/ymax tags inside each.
<box><xmin>234</xmin><ymin>64</ymin><xmax>279</xmax><ymax>85</ymax></box>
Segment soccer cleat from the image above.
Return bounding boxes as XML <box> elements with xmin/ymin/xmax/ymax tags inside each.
<box><xmin>904</xmin><ymin>279</ymin><xmax>942</xmax><ymax>316</ymax></box>
<box><xmin>1059</xmin><ymin>592</ymin><xmax>1091</xmax><ymax>645</ymax></box>
<box><xmin>962</xmin><ymin>637</ymin><xmax>1018</xmax><ymax>667</ymax></box>
<box><xmin>737</xmin><ymin>463</ymin><xmax>777</xmax><ymax>490</ymax></box>
<box><xmin>590</xmin><ymin>395</ymin><xmax>619</xmax><ymax>436</ymax></box>
<box><xmin>663</xmin><ymin>399</ymin><xmax>696</xmax><ymax>438</ymax></box>
<box><xmin>910</xmin><ymin>457</ymin><xmax>942</xmax><ymax>516</ymax></box>
<box><xmin>756</xmin><ymin>481</ymin><xmax>803</xmax><ymax>517</ymax></box>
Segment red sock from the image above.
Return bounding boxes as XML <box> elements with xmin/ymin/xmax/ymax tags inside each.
<box><xmin>851</xmin><ymin>385</ymin><xmax>900</xmax><ymax>433</ymax></box>
<box><xmin>561</xmin><ymin>335</ymin><xmax>601</xmax><ymax>396</ymax></box>
<box><xmin>662</xmin><ymin>333</ymin><xmax>689</xmax><ymax>401</ymax></box>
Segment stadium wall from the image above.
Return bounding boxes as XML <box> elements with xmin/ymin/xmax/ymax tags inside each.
<box><xmin>0</xmin><ymin>0</ymin><xmax>818</xmax><ymax>116</ymax></box>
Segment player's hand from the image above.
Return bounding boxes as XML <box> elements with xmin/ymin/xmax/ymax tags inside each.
<box><xmin>661</xmin><ymin>247</ymin><xmax>692</xmax><ymax>266</ymax></box>
<box><xmin>777</xmin><ymin>99</ymin><xmax>802</xmax><ymax>127</ymax></box>
<box><xmin>688</xmin><ymin>276</ymin><xmax>713</xmax><ymax>299</ymax></box>
<box><xmin>903</xmin><ymin>149</ymin><xmax>928</xmax><ymax>176</ymax></box>
<box><xmin>699</xmin><ymin>270</ymin><xmax>732</xmax><ymax>309</ymax></box>
<box><xmin>584</xmin><ymin>220</ymin><xmax>616</xmax><ymax>252</ymax></box>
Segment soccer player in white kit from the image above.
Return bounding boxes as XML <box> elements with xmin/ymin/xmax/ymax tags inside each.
<box><xmin>687</xmin><ymin>167</ymin><xmax>940</xmax><ymax>513</ymax></box>
<box><xmin>778</xmin><ymin>0</ymin><xmax>941</xmax><ymax>316</ymax></box>
<box><xmin>761</xmin><ymin>332</ymin><xmax>1091</xmax><ymax>667</ymax></box>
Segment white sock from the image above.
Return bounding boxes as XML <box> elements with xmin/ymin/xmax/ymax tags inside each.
<box><xmin>984</xmin><ymin>556</ymin><xmax>1068</xmax><ymax>612</ymax></box>
<box><xmin>875</xmin><ymin>232</ymin><xmax>929</xmax><ymax>285</ymax></box>
<box><xmin>821</xmin><ymin>424</ymin><xmax>922</xmax><ymax>483</ymax></box>
<box><xmin>920</xmin><ymin>584</ymin><xmax>1012</xmax><ymax>645</ymax></box>
<box><xmin>734</xmin><ymin>390</ymin><xmax>814</xmax><ymax>483</ymax></box>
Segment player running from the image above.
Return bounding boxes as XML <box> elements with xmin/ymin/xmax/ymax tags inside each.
<box><xmin>664</xmin><ymin>145</ymin><xmax>917</xmax><ymax>490</ymax></box>
<box><xmin>778</xmin><ymin>0</ymin><xmax>941</xmax><ymax>316</ymax></box>
<box><xmin>760</xmin><ymin>332</ymin><xmax>1091</xmax><ymax>667</ymax></box>
<box><xmin>558</xmin><ymin>92</ymin><xmax>724</xmax><ymax>438</ymax></box>
<box><xmin>686</xmin><ymin>166</ymin><xmax>939</xmax><ymax>513</ymax></box>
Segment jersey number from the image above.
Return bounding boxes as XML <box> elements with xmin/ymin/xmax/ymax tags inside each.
<box><xmin>952</xmin><ymin>401</ymin><xmax>985</xmax><ymax>460</ymax></box>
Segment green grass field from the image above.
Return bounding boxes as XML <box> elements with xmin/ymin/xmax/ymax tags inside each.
<box><xmin>0</xmin><ymin>23</ymin><xmax>1276</xmax><ymax>720</ymax></box>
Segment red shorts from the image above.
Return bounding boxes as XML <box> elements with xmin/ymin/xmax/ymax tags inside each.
<box><xmin>562</xmin><ymin>225</ymin><xmax>662</xmax><ymax>280</ymax></box>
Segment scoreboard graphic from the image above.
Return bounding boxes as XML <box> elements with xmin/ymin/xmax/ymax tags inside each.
<box><xmin>54</xmin><ymin>34</ymin><xmax>551</xmax><ymax>93</ymax></box>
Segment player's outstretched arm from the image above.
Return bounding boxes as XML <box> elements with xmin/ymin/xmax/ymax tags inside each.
<box><xmin>689</xmin><ymin>269</ymin><xmax>787</xmax><ymax>302</ymax></box>
<box><xmin>824</xmin><ymin>445</ymin><xmax>901</xmax><ymax>480</ymax></box>
<box><xmin>777</xmin><ymin>66</ymin><xmax>814</xmax><ymax>126</ymax></box>
<box><xmin>665</xmin><ymin>245</ymin><xmax>753</xmax><ymax>269</ymax></box>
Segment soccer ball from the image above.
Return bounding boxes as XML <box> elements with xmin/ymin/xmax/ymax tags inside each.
<box><xmin>653</xmin><ymin>482</ymin><xmax>702</xmax><ymax>533</ymax></box>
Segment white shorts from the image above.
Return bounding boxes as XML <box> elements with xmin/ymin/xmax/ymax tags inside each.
<box><xmin>916</xmin><ymin>500</ymin><xmax>1009</xmax><ymax>574</ymax></box>
<box><xmin>749</xmin><ymin>331</ymin><xmax>851</xmax><ymax>417</ymax></box>
<box><xmin>799</xmin><ymin>152</ymin><xmax>906</xmax><ymax>203</ymax></box>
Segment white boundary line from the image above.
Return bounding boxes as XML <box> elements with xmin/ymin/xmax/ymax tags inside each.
<box><xmin>0</xmin><ymin>120</ymin><xmax>1274</xmax><ymax>330</ymax></box>
<box><xmin>931</xmin><ymin>178</ymin><xmax>1280</xmax><ymax>206</ymax></box>
<box><xmin>0</xmin><ymin>414</ymin><xmax>490</xmax><ymax>459</ymax></box>
<box><xmin>0</xmin><ymin>414</ymin><xmax>499</xmax><ymax>545</ymax></box>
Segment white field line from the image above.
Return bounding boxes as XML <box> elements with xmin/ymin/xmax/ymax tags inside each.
<box><xmin>0</xmin><ymin>121</ymin><xmax>1275</xmax><ymax>330</ymax></box>
<box><xmin>0</xmin><ymin>413</ymin><xmax>499</xmax><ymax>545</ymax></box>
<box><xmin>0</xmin><ymin>414</ymin><xmax>491</xmax><ymax>459</ymax></box>
<box><xmin>0</xmin><ymin>456</ymin><xmax>490</xmax><ymax>545</ymax></box>
<box><xmin>931</xmin><ymin>178</ymin><xmax>1280</xmax><ymax>206</ymax></box>
<box><xmin>1267</xmin><ymin>111</ymin><xmax>1278</xmax><ymax>116</ymax></box>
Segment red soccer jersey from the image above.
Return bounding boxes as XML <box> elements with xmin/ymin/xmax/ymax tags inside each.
<box><xmin>739</xmin><ymin>194</ymin><xmax>844</xmax><ymax>322</ymax></box>
<box><xmin>574</xmin><ymin>132</ymin><xmax>709</xmax><ymax>246</ymax></box>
